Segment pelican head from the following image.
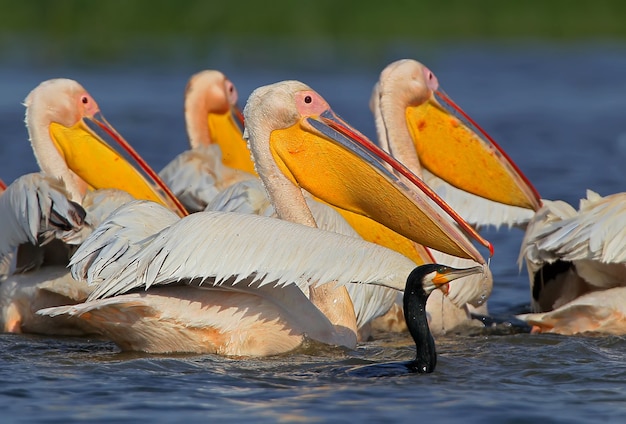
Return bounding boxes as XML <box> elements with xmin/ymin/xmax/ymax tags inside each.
<box><xmin>184</xmin><ymin>70</ymin><xmax>253</xmax><ymax>174</ymax></box>
<box><xmin>244</xmin><ymin>80</ymin><xmax>491</xmax><ymax>263</ymax></box>
<box><xmin>372</xmin><ymin>59</ymin><xmax>541</xmax><ymax>211</ymax></box>
<box><xmin>24</xmin><ymin>79</ymin><xmax>186</xmax><ymax>216</ymax></box>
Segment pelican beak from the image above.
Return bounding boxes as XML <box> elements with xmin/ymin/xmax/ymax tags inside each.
<box><xmin>405</xmin><ymin>89</ymin><xmax>541</xmax><ymax>211</ymax></box>
<box><xmin>208</xmin><ymin>104</ymin><xmax>257</xmax><ymax>176</ymax></box>
<box><xmin>431</xmin><ymin>265</ymin><xmax>484</xmax><ymax>295</ymax></box>
<box><xmin>269</xmin><ymin>107</ymin><xmax>492</xmax><ymax>264</ymax></box>
<box><xmin>48</xmin><ymin>112</ymin><xmax>188</xmax><ymax>217</ymax></box>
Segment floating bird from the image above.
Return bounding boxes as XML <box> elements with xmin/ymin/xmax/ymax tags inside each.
<box><xmin>39</xmin><ymin>80</ymin><xmax>490</xmax><ymax>356</ymax></box>
<box><xmin>159</xmin><ymin>70</ymin><xmax>256</xmax><ymax>212</ymax></box>
<box><xmin>341</xmin><ymin>264</ymin><xmax>485</xmax><ymax>376</ymax></box>
<box><xmin>0</xmin><ymin>78</ymin><xmax>184</xmax><ymax>335</ymax></box>
<box><xmin>369</xmin><ymin>59</ymin><xmax>542</xmax><ymax>332</ymax></box>
<box><xmin>404</xmin><ymin>265</ymin><xmax>482</xmax><ymax>372</ymax></box>
<box><xmin>518</xmin><ymin>190</ymin><xmax>626</xmax><ymax>334</ymax></box>
<box><xmin>188</xmin><ymin>68</ymin><xmax>501</xmax><ymax>336</ymax></box>
<box><xmin>163</xmin><ymin>73</ymin><xmax>441</xmax><ymax>337</ymax></box>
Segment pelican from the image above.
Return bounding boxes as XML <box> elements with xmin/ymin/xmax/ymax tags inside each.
<box><xmin>518</xmin><ymin>190</ymin><xmax>626</xmax><ymax>334</ymax></box>
<box><xmin>0</xmin><ymin>78</ymin><xmax>184</xmax><ymax>335</ymax></box>
<box><xmin>160</xmin><ymin>71</ymin><xmax>437</xmax><ymax>337</ymax></box>
<box><xmin>39</xmin><ymin>80</ymin><xmax>490</xmax><ymax>356</ymax></box>
<box><xmin>372</xmin><ymin>61</ymin><xmax>626</xmax><ymax>336</ymax></box>
<box><xmin>159</xmin><ymin>70</ymin><xmax>256</xmax><ymax>212</ymax></box>
<box><xmin>369</xmin><ymin>59</ymin><xmax>542</xmax><ymax>332</ymax></box>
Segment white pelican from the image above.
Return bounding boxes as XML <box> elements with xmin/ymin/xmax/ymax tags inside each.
<box><xmin>0</xmin><ymin>78</ymin><xmax>184</xmax><ymax>334</ymax></box>
<box><xmin>369</xmin><ymin>59</ymin><xmax>542</xmax><ymax>332</ymax></box>
<box><xmin>159</xmin><ymin>70</ymin><xmax>256</xmax><ymax>212</ymax></box>
<box><xmin>372</xmin><ymin>61</ymin><xmax>626</xmax><ymax>336</ymax></box>
<box><xmin>39</xmin><ymin>80</ymin><xmax>490</xmax><ymax>356</ymax></box>
<box><xmin>158</xmin><ymin>71</ymin><xmax>438</xmax><ymax>337</ymax></box>
<box><xmin>518</xmin><ymin>190</ymin><xmax>626</xmax><ymax>334</ymax></box>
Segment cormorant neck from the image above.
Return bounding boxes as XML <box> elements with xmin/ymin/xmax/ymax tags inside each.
<box><xmin>403</xmin><ymin>268</ymin><xmax>436</xmax><ymax>373</ymax></box>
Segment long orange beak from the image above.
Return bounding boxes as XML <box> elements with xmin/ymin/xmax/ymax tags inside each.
<box><xmin>49</xmin><ymin>112</ymin><xmax>188</xmax><ymax>217</ymax></box>
<box><xmin>269</xmin><ymin>107</ymin><xmax>492</xmax><ymax>264</ymax></box>
<box><xmin>406</xmin><ymin>89</ymin><xmax>542</xmax><ymax>211</ymax></box>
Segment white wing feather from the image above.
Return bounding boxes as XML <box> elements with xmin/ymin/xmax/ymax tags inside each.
<box><xmin>72</xmin><ymin>201</ymin><xmax>415</xmax><ymax>302</ymax></box>
<box><xmin>206</xmin><ymin>179</ymin><xmax>399</xmax><ymax>328</ymax></box>
<box><xmin>522</xmin><ymin>192</ymin><xmax>626</xmax><ymax>266</ymax></box>
<box><xmin>70</xmin><ymin>200</ymin><xmax>179</xmax><ymax>285</ymax></box>
<box><xmin>160</xmin><ymin>145</ymin><xmax>255</xmax><ymax>213</ymax></box>
<box><xmin>62</xmin><ymin>188</ymin><xmax>136</xmax><ymax>246</ymax></box>
<box><xmin>205</xmin><ymin>178</ymin><xmax>274</xmax><ymax>216</ymax></box>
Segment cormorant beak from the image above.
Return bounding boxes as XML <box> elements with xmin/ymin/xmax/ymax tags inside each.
<box><xmin>431</xmin><ymin>265</ymin><xmax>484</xmax><ymax>295</ymax></box>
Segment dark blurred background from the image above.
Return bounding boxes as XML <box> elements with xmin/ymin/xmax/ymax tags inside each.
<box><xmin>1</xmin><ymin>0</ymin><xmax>625</xmax><ymax>67</ymax></box>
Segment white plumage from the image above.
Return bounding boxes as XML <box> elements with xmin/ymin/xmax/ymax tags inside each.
<box><xmin>39</xmin><ymin>80</ymin><xmax>485</xmax><ymax>355</ymax></box>
<box><xmin>519</xmin><ymin>190</ymin><xmax>626</xmax><ymax>333</ymax></box>
<box><xmin>369</xmin><ymin>59</ymin><xmax>543</xmax><ymax>331</ymax></box>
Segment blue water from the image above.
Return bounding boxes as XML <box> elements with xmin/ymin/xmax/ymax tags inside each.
<box><xmin>1</xmin><ymin>42</ymin><xmax>626</xmax><ymax>423</ymax></box>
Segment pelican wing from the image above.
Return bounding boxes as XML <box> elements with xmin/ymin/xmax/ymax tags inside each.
<box><xmin>59</xmin><ymin>188</ymin><xmax>137</xmax><ymax>247</ymax></box>
<box><xmin>522</xmin><ymin>192</ymin><xmax>626</xmax><ymax>267</ymax></box>
<box><xmin>306</xmin><ymin>198</ymin><xmax>400</xmax><ymax>327</ymax></box>
<box><xmin>73</xmin><ymin>202</ymin><xmax>416</xmax><ymax>301</ymax></box>
<box><xmin>424</xmin><ymin>170</ymin><xmax>535</xmax><ymax>230</ymax></box>
<box><xmin>205</xmin><ymin>179</ymin><xmax>274</xmax><ymax>216</ymax></box>
<box><xmin>0</xmin><ymin>173</ymin><xmax>85</xmax><ymax>260</ymax></box>
<box><xmin>70</xmin><ymin>200</ymin><xmax>179</xmax><ymax>285</ymax></box>
<box><xmin>207</xmin><ymin>179</ymin><xmax>399</xmax><ymax>328</ymax></box>
<box><xmin>160</xmin><ymin>145</ymin><xmax>255</xmax><ymax>213</ymax></box>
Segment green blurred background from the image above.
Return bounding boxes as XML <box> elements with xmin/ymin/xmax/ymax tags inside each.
<box><xmin>1</xmin><ymin>0</ymin><xmax>625</xmax><ymax>66</ymax></box>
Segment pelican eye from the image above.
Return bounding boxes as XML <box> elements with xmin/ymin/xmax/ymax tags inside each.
<box><xmin>81</xmin><ymin>96</ymin><xmax>89</xmax><ymax>104</ymax></box>
<box><xmin>304</xmin><ymin>95</ymin><xmax>312</xmax><ymax>104</ymax></box>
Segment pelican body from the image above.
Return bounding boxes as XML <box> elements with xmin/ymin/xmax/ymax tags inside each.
<box><xmin>39</xmin><ymin>80</ymin><xmax>490</xmax><ymax>356</ymax></box>
<box><xmin>0</xmin><ymin>78</ymin><xmax>184</xmax><ymax>335</ymax></box>
<box><xmin>369</xmin><ymin>59</ymin><xmax>541</xmax><ymax>333</ymax></box>
<box><xmin>159</xmin><ymin>70</ymin><xmax>255</xmax><ymax>212</ymax></box>
<box><xmin>519</xmin><ymin>190</ymin><xmax>626</xmax><ymax>334</ymax></box>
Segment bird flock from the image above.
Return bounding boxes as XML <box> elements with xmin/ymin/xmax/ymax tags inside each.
<box><xmin>0</xmin><ymin>60</ymin><xmax>624</xmax><ymax>374</ymax></box>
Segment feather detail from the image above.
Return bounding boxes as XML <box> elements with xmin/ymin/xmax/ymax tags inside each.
<box><xmin>160</xmin><ymin>145</ymin><xmax>255</xmax><ymax>213</ymax></box>
<box><xmin>0</xmin><ymin>173</ymin><xmax>85</xmax><ymax>260</ymax></box>
<box><xmin>70</xmin><ymin>201</ymin><xmax>415</xmax><ymax>301</ymax></box>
